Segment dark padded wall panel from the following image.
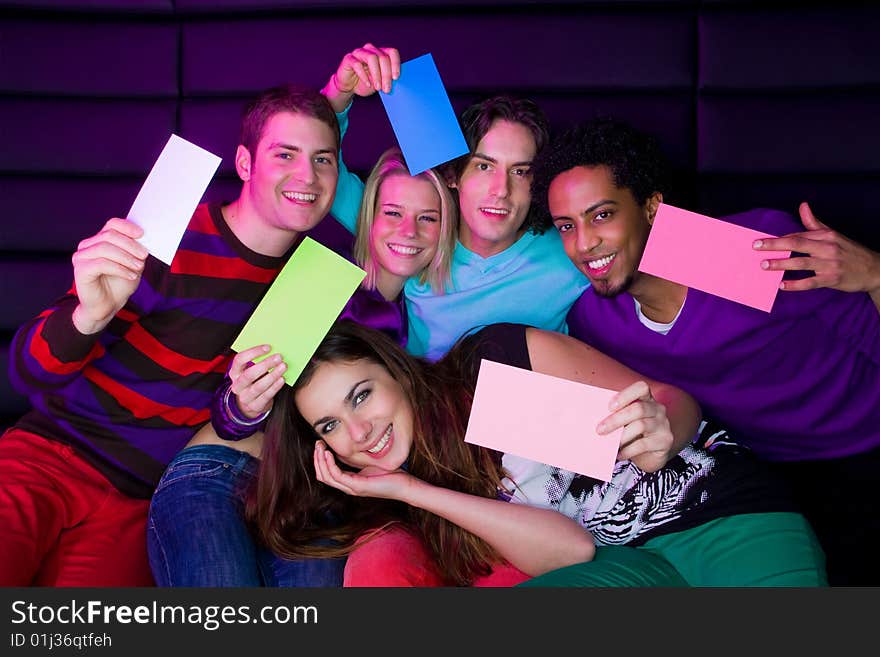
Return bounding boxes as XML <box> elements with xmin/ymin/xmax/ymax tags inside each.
<box><xmin>700</xmin><ymin>8</ymin><xmax>880</xmax><ymax>88</ymax></box>
<box><xmin>696</xmin><ymin>5</ymin><xmax>880</xmax><ymax>248</ymax></box>
<box><xmin>698</xmin><ymin>176</ymin><xmax>879</xmax><ymax>252</ymax></box>
<box><xmin>1</xmin><ymin>1</ymin><xmax>877</xmax><ymax>428</ymax></box>
<box><xmin>2</xmin><ymin>99</ymin><xmax>177</xmax><ymax>175</ymax></box>
<box><xmin>1</xmin><ymin>20</ymin><xmax>178</xmax><ymax>96</ymax></box>
<box><xmin>2</xmin><ymin>261</ymin><xmax>73</xmax><ymax>334</ymax></box>
<box><xmin>178</xmin><ymin>99</ymin><xmax>246</xmax><ymax>176</ymax></box>
<box><xmin>183</xmin><ymin>13</ymin><xmax>692</xmax><ymax>95</ymax></box>
<box><xmin>176</xmin><ymin>0</ymin><xmax>590</xmax><ymax>8</ymax></box>
<box><xmin>2</xmin><ymin>179</ymin><xmax>143</xmax><ymax>252</ymax></box>
<box><xmin>3</xmin><ymin>1</ymin><xmax>171</xmax><ymax>9</ymax></box>
<box><xmin>698</xmin><ymin>96</ymin><xmax>880</xmax><ymax>173</ymax></box>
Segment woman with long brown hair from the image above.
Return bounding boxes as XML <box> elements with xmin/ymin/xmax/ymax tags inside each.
<box><xmin>248</xmin><ymin>320</ymin><xmax>826</xmax><ymax>586</ymax></box>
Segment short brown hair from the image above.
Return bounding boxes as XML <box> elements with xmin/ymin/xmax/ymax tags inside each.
<box><xmin>239</xmin><ymin>84</ymin><xmax>340</xmax><ymax>156</ymax></box>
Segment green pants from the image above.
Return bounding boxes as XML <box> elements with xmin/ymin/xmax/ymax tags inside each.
<box><xmin>518</xmin><ymin>512</ymin><xmax>827</xmax><ymax>587</ymax></box>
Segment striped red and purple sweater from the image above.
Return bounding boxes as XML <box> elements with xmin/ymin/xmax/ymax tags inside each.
<box><xmin>10</xmin><ymin>203</ymin><xmax>291</xmax><ymax>498</ymax></box>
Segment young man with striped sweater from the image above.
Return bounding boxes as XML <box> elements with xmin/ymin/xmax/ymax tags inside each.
<box><xmin>1</xmin><ymin>85</ymin><xmax>341</xmax><ymax>586</ymax></box>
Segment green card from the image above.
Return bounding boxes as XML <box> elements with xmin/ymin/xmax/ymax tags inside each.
<box><xmin>231</xmin><ymin>237</ymin><xmax>366</xmax><ymax>385</ymax></box>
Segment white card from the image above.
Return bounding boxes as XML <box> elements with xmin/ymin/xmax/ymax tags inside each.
<box><xmin>127</xmin><ymin>134</ymin><xmax>222</xmax><ymax>265</ymax></box>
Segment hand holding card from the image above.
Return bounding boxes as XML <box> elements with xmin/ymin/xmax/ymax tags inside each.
<box><xmin>464</xmin><ymin>360</ymin><xmax>621</xmax><ymax>482</ymax></box>
<box><xmin>638</xmin><ymin>203</ymin><xmax>790</xmax><ymax>312</ymax></box>
<box><xmin>232</xmin><ymin>238</ymin><xmax>366</xmax><ymax>385</ymax></box>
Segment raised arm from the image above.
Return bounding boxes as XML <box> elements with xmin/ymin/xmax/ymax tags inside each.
<box><xmin>753</xmin><ymin>201</ymin><xmax>880</xmax><ymax>313</ymax></box>
<box><xmin>320</xmin><ymin>43</ymin><xmax>400</xmax><ymax>234</ymax></box>
<box><xmin>313</xmin><ymin>441</ymin><xmax>594</xmax><ymax>577</ymax></box>
<box><xmin>10</xmin><ymin>218</ymin><xmax>149</xmax><ymax>394</ymax></box>
<box><xmin>524</xmin><ymin>328</ymin><xmax>701</xmax><ymax>472</ymax></box>
<box><xmin>320</xmin><ymin>42</ymin><xmax>400</xmax><ymax>112</ymax></box>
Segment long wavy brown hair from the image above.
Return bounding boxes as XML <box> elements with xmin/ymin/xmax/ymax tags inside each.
<box><xmin>246</xmin><ymin>320</ymin><xmax>508</xmax><ymax>585</ymax></box>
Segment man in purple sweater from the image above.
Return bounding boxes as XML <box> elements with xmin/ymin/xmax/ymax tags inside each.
<box><xmin>530</xmin><ymin>118</ymin><xmax>880</xmax><ymax>586</ymax></box>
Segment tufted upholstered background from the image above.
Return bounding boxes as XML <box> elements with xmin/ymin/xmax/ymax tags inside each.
<box><xmin>2</xmin><ymin>1</ymin><xmax>878</xmax><ymax>428</ymax></box>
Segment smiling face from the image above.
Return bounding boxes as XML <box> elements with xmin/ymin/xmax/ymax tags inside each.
<box><xmin>455</xmin><ymin>119</ymin><xmax>537</xmax><ymax>258</ymax></box>
<box><xmin>548</xmin><ymin>165</ymin><xmax>657</xmax><ymax>298</ymax></box>
<box><xmin>239</xmin><ymin>111</ymin><xmax>338</xmax><ymax>238</ymax></box>
<box><xmin>371</xmin><ymin>173</ymin><xmax>442</xmax><ymax>289</ymax></box>
<box><xmin>294</xmin><ymin>359</ymin><xmax>414</xmax><ymax>472</ymax></box>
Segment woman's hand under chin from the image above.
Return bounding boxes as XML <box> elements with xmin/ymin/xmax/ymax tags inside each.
<box><xmin>313</xmin><ymin>440</ymin><xmax>417</xmax><ymax>501</ymax></box>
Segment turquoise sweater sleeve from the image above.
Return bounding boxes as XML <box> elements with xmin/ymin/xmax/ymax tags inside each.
<box><xmin>329</xmin><ymin>103</ymin><xmax>363</xmax><ymax>235</ymax></box>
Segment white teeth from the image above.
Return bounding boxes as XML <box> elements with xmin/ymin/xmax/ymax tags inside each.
<box><xmin>387</xmin><ymin>243</ymin><xmax>423</xmax><ymax>256</ymax></box>
<box><xmin>282</xmin><ymin>191</ymin><xmax>317</xmax><ymax>202</ymax></box>
<box><xmin>481</xmin><ymin>208</ymin><xmax>508</xmax><ymax>215</ymax></box>
<box><xmin>367</xmin><ymin>425</ymin><xmax>392</xmax><ymax>454</ymax></box>
<box><xmin>588</xmin><ymin>254</ymin><xmax>616</xmax><ymax>270</ymax></box>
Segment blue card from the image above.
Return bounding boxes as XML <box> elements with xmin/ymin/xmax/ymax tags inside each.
<box><xmin>379</xmin><ymin>53</ymin><xmax>469</xmax><ymax>175</ymax></box>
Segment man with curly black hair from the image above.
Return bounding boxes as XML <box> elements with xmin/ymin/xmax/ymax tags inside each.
<box><xmin>531</xmin><ymin>117</ymin><xmax>880</xmax><ymax>586</ymax></box>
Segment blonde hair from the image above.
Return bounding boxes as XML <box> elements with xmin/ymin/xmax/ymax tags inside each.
<box><xmin>354</xmin><ymin>148</ymin><xmax>457</xmax><ymax>294</ymax></box>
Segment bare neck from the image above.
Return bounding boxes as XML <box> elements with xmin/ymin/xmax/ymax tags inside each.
<box><xmin>459</xmin><ymin>224</ymin><xmax>522</xmax><ymax>258</ymax></box>
<box><xmin>629</xmin><ymin>273</ymin><xmax>689</xmax><ymax>324</ymax></box>
<box><xmin>223</xmin><ymin>195</ymin><xmax>298</xmax><ymax>257</ymax></box>
<box><xmin>374</xmin><ymin>269</ymin><xmax>406</xmax><ymax>302</ymax></box>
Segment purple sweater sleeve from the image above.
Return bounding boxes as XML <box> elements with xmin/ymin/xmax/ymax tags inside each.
<box><xmin>209</xmin><ymin>375</ymin><xmax>269</xmax><ymax>441</ymax></box>
<box><xmin>10</xmin><ymin>295</ymin><xmax>103</xmax><ymax>396</ymax></box>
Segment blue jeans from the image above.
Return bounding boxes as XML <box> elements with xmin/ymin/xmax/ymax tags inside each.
<box><xmin>147</xmin><ymin>444</ymin><xmax>345</xmax><ymax>587</ymax></box>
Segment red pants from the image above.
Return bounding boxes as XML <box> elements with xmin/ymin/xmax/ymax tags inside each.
<box><xmin>343</xmin><ymin>526</ymin><xmax>531</xmax><ymax>587</ymax></box>
<box><xmin>0</xmin><ymin>428</ymin><xmax>154</xmax><ymax>587</ymax></box>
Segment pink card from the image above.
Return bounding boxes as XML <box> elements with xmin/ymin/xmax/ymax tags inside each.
<box><xmin>464</xmin><ymin>359</ymin><xmax>621</xmax><ymax>482</ymax></box>
<box><xmin>637</xmin><ymin>203</ymin><xmax>790</xmax><ymax>312</ymax></box>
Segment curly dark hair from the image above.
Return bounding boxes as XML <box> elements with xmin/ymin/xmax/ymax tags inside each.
<box><xmin>531</xmin><ymin>118</ymin><xmax>670</xmax><ymax>230</ymax></box>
